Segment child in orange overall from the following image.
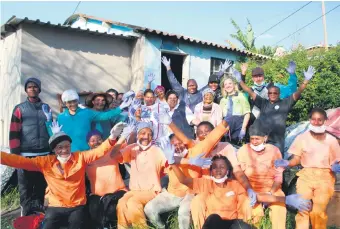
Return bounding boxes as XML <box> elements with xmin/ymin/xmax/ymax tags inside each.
<box><xmin>275</xmin><ymin>108</ymin><xmax>340</xmax><ymax>229</ymax></box>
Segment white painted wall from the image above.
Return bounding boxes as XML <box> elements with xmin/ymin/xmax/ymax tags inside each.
<box><xmin>130</xmin><ymin>35</ymin><xmax>145</xmax><ymax>91</ymax></box>
<box><xmin>20</xmin><ymin>23</ymin><xmax>134</xmax><ymax>116</ymax></box>
<box><xmin>0</xmin><ymin>29</ymin><xmax>22</xmax><ymax>147</ymax></box>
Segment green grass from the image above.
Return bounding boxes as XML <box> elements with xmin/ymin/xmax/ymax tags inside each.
<box><xmin>1</xmin><ymin>187</ymin><xmax>20</xmax><ymax>213</ymax></box>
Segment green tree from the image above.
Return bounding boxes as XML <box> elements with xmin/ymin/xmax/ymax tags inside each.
<box><xmin>239</xmin><ymin>45</ymin><xmax>340</xmax><ymax>125</ymax></box>
<box><xmin>257</xmin><ymin>45</ymin><xmax>275</xmax><ymax>57</ymax></box>
<box><xmin>230</xmin><ymin>18</ymin><xmax>256</xmax><ymax>52</ymax></box>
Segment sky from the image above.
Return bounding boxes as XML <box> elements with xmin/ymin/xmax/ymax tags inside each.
<box><xmin>1</xmin><ymin>1</ymin><xmax>340</xmax><ymax>50</ymax></box>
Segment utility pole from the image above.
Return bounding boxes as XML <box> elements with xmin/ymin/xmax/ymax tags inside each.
<box><xmin>321</xmin><ymin>1</ymin><xmax>329</xmax><ymax>51</ymax></box>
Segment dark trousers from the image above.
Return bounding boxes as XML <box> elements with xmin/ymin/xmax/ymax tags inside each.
<box><xmin>42</xmin><ymin>205</ymin><xmax>87</xmax><ymax>229</ymax></box>
<box><xmin>88</xmin><ymin>190</ymin><xmax>126</xmax><ymax>229</ymax></box>
<box><xmin>202</xmin><ymin>214</ymin><xmax>252</xmax><ymax>229</ymax></box>
<box><xmin>17</xmin><ymin>168</ymin><xmax>47</xmax><ymax>216</ymax></box>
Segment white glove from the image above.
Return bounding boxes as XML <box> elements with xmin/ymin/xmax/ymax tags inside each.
<box><xmin>42</xmin><ymin>104</ymin><xmax>52</xmax><ymax>121</ymax></box>
<box><xmin>50</xmin><ymin>121</ymin><xmax>63</xmax><ymax>134</ymax></box>
<box><xmin>160</xmin><ymin>139</ymin><xmax>175</xmax><ymax>164</ymax></box>
<box><xmin>232</xmin><ymin>68</ymin><xmax>242</xmax><ymax>83</ymax></box>
<box><xmin>286</xmin><ymin>194</ymin><xmax>312</xmax><ymax>212</ymax></box>
<box><xmin>122</xmin><ymin>90</ymin><xmax>135</xmax><ymax>101</ymax></box>
<box><xmin>188</xmin><ymin>153</ymin><xmax>212</xmax><ymax>168</ymax></box>
<box><xmin>120</xmin><ymin>123</ymin><xmax>136</xmax><ymax>139</ymax></box>
<box><xmin>219</xmin><ymin>59</ymin><xmax>233</xmax><ymax>72</ymax></box>
<box><xmin>120</xmin><ymin>97</ymin><xmax>134</xmax><ymax>110</ymax></box>
<box><xmin>154</xmin><ymin>106</ymin><xmax>172</xmax><ymax>125</ymax></box>
<box><xmin>303</xmin><ymin>66</ymin><xmax>315</xmax><ymax>81</ymax></box>
<box><xmin>161</xmin><ymin>56</ymin><xmax>171</xmax><ymax>68</ymax></box>
<box><xmin>109</xmin><ymin>122</ymin><xmax>128</xmax><ymax>140</ymax></box>
<box><xmin>247</xmin><ymin>189</ymin><xmax>257</xmax><ymax>207</ymax></box>
<box><xmin>147</xmin><ymin>73</ymin><xmax>156</xmax><ymax>83</ymax></box>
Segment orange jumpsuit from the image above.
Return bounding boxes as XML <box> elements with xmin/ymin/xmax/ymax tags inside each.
<box><xmin>190</xmin><ymin>179</ymin><xmax>247</xmax><ymax>229</ymax></box>
<box><xmin>237</xmin><ymin>144</ymin><xmax>286</xmax><ymax>229</ymax></box>
<box><xmin>116</xmin><ymin>144</ymin><xmax>166</xmax><ymax>229</ymax></box>
<box><xmin>289</xmin><ymin>131</ymin><xmax>340</xmax><ymax>229</ymax></box>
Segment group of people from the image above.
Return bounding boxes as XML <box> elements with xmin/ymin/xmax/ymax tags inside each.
<box><xmin>1</xmin><ymin>57</ymin><xmax>340</xmax><ymax>229</ymax></box>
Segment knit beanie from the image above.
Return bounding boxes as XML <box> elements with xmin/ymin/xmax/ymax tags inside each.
<box><xmin>25</xmin><ymin>78</ymin><xmax>41</xmax><ymax>93</ymax></box>
<box><xmin>49</xmin><ymin>131</ymin><xmax>72</xmax><ymax>150</ymax></box>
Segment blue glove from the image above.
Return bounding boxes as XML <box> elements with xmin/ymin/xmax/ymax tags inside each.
<box><xmin>238</xmin><ymin>129</ymin><xmax>246</xmax><ymax>141</ymax></box>
<box><xmin>120</xmin><ymin>123</ymin><xmax>135</xmax><ymax>139</ymax></box>
<box><xmin>303</xmin><ymin>66</ymin><xmax>315</xmax><ymax>81</ymax></box>
<box><xmin>42</xmin><ymin>104</ymin><xmax>52</xmax><ymax>121</ymax></box>
<box><xmin>189</xmin><ymin>153</ymin><xmax>212</xmax><ymax>168</ymax></box>
<box><xmin>247</xmin><ymin>189</ymin><xmax>257</xmax><ymax>207</ymax></box>
<box><xmin>274</xmin><ymin>159</ymin><xmax>289</xmax><ymax>168</ymax></box>
<box><xmin>286</xmin><ymin>61</ymin><xmax>296</xmax><ymax>74</ymax></box>
<box><xmin>232</xmin><ymin>68</ymin><xmax>242</xmax><ymax>83</ymax></box>
<box><xmin>286</xmin><ymin>194</ymin><xmax>312</xmax><ymax>212</ymax></box>
<box><xmin>331</xmin><ymin>161</ymin><xmax>340</xmax><ymax>173</ymax></box>
<box><xmin>120</xmin><ymin>97</ymin><xmax>134</xmax><ymax>110</ymax></box>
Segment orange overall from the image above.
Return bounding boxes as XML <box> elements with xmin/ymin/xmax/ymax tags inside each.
<box><xmin>237</xmin><ymin>144</ymin><xmax>286</xmax><ymax>229</ymax></box>
<box><xmin>116</xmin><ymin>144</ymin><xmax>166</xmax><ymax>229</ymax></box>
<box><xmin>289</xmin><ymin>131</ymin><xmax>340</xmax><ymax>229</ymax></box>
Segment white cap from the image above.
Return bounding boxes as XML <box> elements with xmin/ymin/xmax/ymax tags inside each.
<box><xmin>61</xmin><ymin>89</ymin><xmax>79</xmax><ymax>103</ymax></box>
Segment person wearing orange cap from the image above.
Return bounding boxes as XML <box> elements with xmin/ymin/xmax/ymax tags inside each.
<box><xmin>275</xmin><ymin>108</ymin><xmax>340</xmax><ymax>229</ymax></box>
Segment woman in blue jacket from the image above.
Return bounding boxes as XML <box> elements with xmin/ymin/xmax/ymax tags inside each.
<box><xmin>47</xmin><ymin>89</ymin><xmax>132</xmax><ymax>152</ymax></box>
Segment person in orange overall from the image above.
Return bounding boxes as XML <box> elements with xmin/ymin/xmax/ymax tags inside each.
<box><xmin>85</xmin><ymin>129</ymin><xmax>128</xmax><ymax>228</ymax></box>
<box><xmin>237</xmin><ymin>120</ymin><xmax>286</xmax><ymax>228</ymax></box>
<box><xmin>155</xmin><ymin>107</ymin><xmax>258</xmax><ymax>207</ymax></box>
<box><xmin>160</xmin><ymin>141</ymin><xmax>311</xmax><ymax>229</ymax></box>
<box><xmin>275</xmin><ymin>108</ymin><xmax>340</xmax><ymax>229</ymax></box>
<box><xmin>0</xmin><ymin>121</ymin><xmax>129</xmax><ymax>229</ymax></box>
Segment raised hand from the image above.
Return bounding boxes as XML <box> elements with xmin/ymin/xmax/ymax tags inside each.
<box><xmin>232</xmin><ymin>68</ymin><xmax>242</xmax><ymax>83</ymax></box>
<box><xmin>160</xmin><ymin>139</ymin><xmax>176</xmax><ymax>164</ymax></box>
<box><xmin>148</xmin><ymin>73</ymin><xmax>156</xmax><ymax>83</ymax></box>
<box><xmin>161</xmin><ymin>56</ymin><xmax>171</xmax><ymax>69</ymax></box>
<box><xmin>219</xmin><ymin>59</ymin><xmax>233</xmax><ymax>72</ymax></box>
<box><xmin>303</xmin><ymin>66</ymin><xmax>315</xmax><ymax>81</ymax></box>
<box><xmin>286</xmin><ymin>61</ymin><xmax>296</xmax><ymax>74</ymax></box>
<box><xmin>120</xmin><ymin>97</ymin><xmax>134</xmax><ymax>110</ymax></box>
<box><xmin>42</xmin><ymin>104</ymin><xmax>52</xmax><ymax>121</ymax></box>
<box><xmin>109</xmin><ymin>122</ymin><xmax>128</xmax><ymax>140</ymax></box>
<box><xmin>241</xmin><ymin>63</ymin><xmax>248</xmax><ymax>75</ymax></box>
<box><xmin>188</xmin><ymin>153</ymin><xmax>212</xmax><ymax>168</ymax></box>
<box><xmin>50</xmin><ymin>121</ymin><xmax>63</xmax><ymax>134</ymax></box>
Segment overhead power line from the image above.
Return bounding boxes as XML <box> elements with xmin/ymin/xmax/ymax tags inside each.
<box><xmin>72</xmin><ymin>1</ymin><xmax>81</xmax><ymax>15</ymax></box>
<box><xmin>274</xmin><ymin>4</ymin><xmax>340</xmax><ymax>46</ymax></box>
<box><xmin>255</xmin><ymin>1</ymin><xmax>313</xmax><ymax>40</ymax></box>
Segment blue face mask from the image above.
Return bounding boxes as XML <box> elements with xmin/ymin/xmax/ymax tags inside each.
<box><xmin>254</xmin><ymin>81</ymin><xmax>265</xmax><ymax>87</ymax></box>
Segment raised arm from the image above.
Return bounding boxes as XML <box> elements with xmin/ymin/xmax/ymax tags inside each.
<box><xmin>233</xmin><ymin>68</ymin><xmax>257</xmax><ymax>100</ymax></box>
<box><xmin>292</xmin><ymin>66</ymin><xmax>315</xmax><ymax>101</ymax></box>
<box><xmin>9</xmin><ymin>107</ymin><xmax>22</xmax><ymax>154</ymax></box>
<box><xmin>1</xmin><ymin>151</ymin><xmax>41</xmax><ymax>171</ymax></box>
<box><xmin>82</xmin><ymin>122</ymin><xmax>127</xmax><ymax>164</ymax></box>
<box><xmin>276</xmin><ymin>61</ymin><xmax>298</xmax><ymax>99</ymax></box>
<box><xmin>146</xmin><ymin>73</ymin><xmax>155</xmax><ymax>90</ymax></box>
<box><xmin>162</xmin><ymin>56</ymin><xmax>185</xmax><ymax>95</ymax></box>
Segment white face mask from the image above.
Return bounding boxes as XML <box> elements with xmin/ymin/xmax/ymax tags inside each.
<box><xmin>210</xmin><ymin>174</ymin><xmax>229</xmax><ymax>184</ymax></box>
<box><xmin>57</xmin><ymin>154</ymin><xmax>71</xmax><ymax>164</ymax></box>
<box><xmin>254</xmin><ymin>81</ymin><xmax>265</xmax><ymax>87</ymax></box>
<box><xmin>137</xmin><ymin>140</ymin><xmax>152</xmax><ymax>151</ymax></box>
<box><xmin>175</xmin><ymin>148</ymin><xmax>188</xmax><ymax>157</ymax></box>
<box><xmin>250</xmin><ymin>143</ymin><xmax>266</xmax><ymax>152</ymax></box>
<box><xmin>309</xmin><ymin>124</ymin><xmax>326</xmax><ymax>134</ymax></box>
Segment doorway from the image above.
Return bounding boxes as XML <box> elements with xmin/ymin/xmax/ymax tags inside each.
<box><xmin>161</xmin><ymin>52</ymin><xmax>184</xmax><ymax>93</ymax></box>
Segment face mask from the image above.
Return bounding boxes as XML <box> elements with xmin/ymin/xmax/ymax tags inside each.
<box><xmin>250</xmin><ymin>143</ymin><xmax>266</xmax><ymax>152</ymax></box>
<box><xmin>57</xmin><ymin>154</ymin><xmax>71</xmax><ymax>164</ymax></box>
<box><xmin>137</xmin><ymin>140</ymin><xmax>152</xmax><ymax>151</ymax></box>
<box><xmin>210</xmin><ymin>174</ymin><xmax>228</xmax><ymax>184</ymax></box>
<box><xmin>309</xmin><ymin>124</ymin><xmax>326</xmax><ymax>134</ymax></box>
<box><xmin>254</xmin><ymin>81</ymin><xmax>265</xmax><ymax>87</ymax></box>
<box><xmin>175</xmin><ymin>149</ymin><xmax>188</xmax><ymax>157</ymax></box>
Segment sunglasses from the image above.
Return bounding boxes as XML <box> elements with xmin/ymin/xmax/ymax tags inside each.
<box><xmin>268</xmin><ymin>92</ymin><xmax>279</xmax><ymax>95</ymax></box>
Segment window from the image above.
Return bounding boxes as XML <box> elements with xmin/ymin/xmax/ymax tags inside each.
<box><xmin>210</xmin><ymin>57</ymin><xmax>234</xmax><ymax>76</ymax></box>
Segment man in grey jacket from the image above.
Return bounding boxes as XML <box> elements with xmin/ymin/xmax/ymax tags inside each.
<box><xmin>161</xmin><ymin>57</ymin><xmax>231</xmax><ymax>112</ymax></box>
